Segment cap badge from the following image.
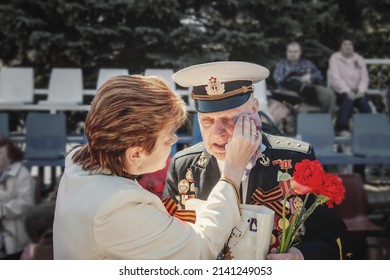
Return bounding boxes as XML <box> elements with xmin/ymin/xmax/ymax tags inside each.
<box><xmin>205</xmin><ymin>77</ymin><xmax>225</xmax><ymax>95</ymax></box>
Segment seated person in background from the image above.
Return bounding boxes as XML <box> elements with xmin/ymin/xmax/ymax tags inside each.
<box><xmin>260</xmin><ymin>89</ymin><xmax>302</xmax><ymax>136</ymax></box>
<box><xmin>274</xmin><ymin>42</ymin><xmax>336</xmax><ymax>114</ymax></box>
<box><xmin>328</xmin><ymin>37</ymin><xmax>372</xmax><ymax>135</ymax></box>
<box><xmin>0</xmin><ymin>138</ymin><xmax>35</xmax><ymax>260</ymax></box>
<box><xmin>21</xmin><ymin>202</ymin><xmax>55</xmax><ymax>260</ymax></box>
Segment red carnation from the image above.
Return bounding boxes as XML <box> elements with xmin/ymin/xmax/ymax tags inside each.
<box><xmin>290</xmin><ymin>178</ymin><xmax>313</xmax><ymax>195</ymax></box>
<box><xmin>320</xmin><ymin>174</ymin><xmax>345</xmax><ymax>208</ymax></box>
<box><xmin>293</xmin><ymin>159</ymin><xmax>325</xmax><ymax>191</ymax></box>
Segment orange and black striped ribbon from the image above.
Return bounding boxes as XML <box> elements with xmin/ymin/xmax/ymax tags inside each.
<box><xmin>250</xmin><ymin>181</ymin><xmax>294</xmax><ymax>217</ymax></box>
<box><xmin>162</xmin><ymin>197</ymin><xmax>197</xmax><ymax>224</ymax></box>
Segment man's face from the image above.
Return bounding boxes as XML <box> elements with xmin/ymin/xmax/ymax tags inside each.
<box><xmin>198</xmin><ymin>97</ymin><xmax>259</xmax><ymax>160</ymax></box>
<box><xmin>286</xmin><ymin>44</ymin><xmax>301</xmax><ymax>63</ymax></box>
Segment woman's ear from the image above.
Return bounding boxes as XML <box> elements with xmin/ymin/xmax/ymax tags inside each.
<box><xmin>124</xmin><ymin>146</ymin><xmax>144</xmax><ymax>173</ymax></box>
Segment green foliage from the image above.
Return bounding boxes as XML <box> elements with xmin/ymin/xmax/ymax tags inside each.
<box><xmin>0</xmin><ymin>0</ymin><xmax>389</xmax><ymax>87</ymax></box>
<box><xmin>1</xmin><ymin>0</ymin><xmax>389</xmax><ymax>132</ymax></box>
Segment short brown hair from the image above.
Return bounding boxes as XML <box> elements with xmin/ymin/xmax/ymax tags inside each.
<box><xmin>72</xmin><ymin>75</ymin><xmax>186</xmax><ymax>178</ymax></box>
<box><xmin>0</xmin><ymin>138</ymin><xmax>24</xmax><ymax>163</ymax></box>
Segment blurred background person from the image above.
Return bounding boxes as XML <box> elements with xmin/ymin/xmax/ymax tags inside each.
<box><xmin>21</xmin><ymin>201</ymin><xmax>55</xmax><ymax>260</ymax></box>
<box><xmin>328</xmin><ymin>37</ymin><xmax>372</xmax><ymax>136</ymax></box>
<box><xmin>273</xmin><ymin>42</ymin><xmax>336</xmax><ymax>114</ymax></box>
<box><xmin>260</xmin><ymin>89</ymin><xmax>302</xmax><ymax>136</ymax></box>
<box><xmin>0</xmin><ymin>138</ymin><xmax>35</xmax><ymax>260</ymax></box>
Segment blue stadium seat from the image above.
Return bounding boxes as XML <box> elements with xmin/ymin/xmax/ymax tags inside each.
<box><xmin>24</xmin><ymin>112</ymin><xmax>67</xmax><ymax>164</ymax></box>
<box><xmin>296</xmin><ymin>113</ymin><xmax>368</xmax><ymax>165</ymax></box>
<box><xmin>23</xmin><ymin>112</ymin><xmax>67</xmax><ymax>191</ymax></box>
<box><xmin>170</xmin><ymin>143</ymin><xmax>177</xmax><ymax>157</ymax></box>
<box><xmin>0</xmin><ymin>112</ymin><xmax>9</xmax><ymax>139</ymax></box>
<box><xmin>351</xmin><ymin>113</ymin><xmax>390</xmax><ymax>164</ymax></box>
<box><xmin>191</xmin><ymin>113</ymin><xmax>202</xmax><ymax>145</ymax></box>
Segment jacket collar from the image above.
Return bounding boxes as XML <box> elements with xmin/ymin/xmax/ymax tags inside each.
<box><xmin>6</xmin><ymin>162</ymin><xmax>23</xmax><ymax>177</ymax></box>
<box><xmin>189</xmin><ymin>144</ymin><xmax>220</xmax><ymax>200</ymax></box>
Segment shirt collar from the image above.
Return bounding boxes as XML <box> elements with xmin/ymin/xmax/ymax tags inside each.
<box><xmin>4</xmin><ymin>162</ymin><xmax>22</xmax><ymax>177</ymax></box>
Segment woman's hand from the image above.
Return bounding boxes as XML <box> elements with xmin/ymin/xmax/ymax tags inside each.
<box><xmin>222</xmin><ymin>116</ymin><xmax>261</xmax><ymax>187</ymax></box>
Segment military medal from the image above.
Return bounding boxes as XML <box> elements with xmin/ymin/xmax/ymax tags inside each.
<box><xmin>278</xmin><ymin>217</ymin><xmax>290</xmax><ymax>230</ymax></box>
<box><xmin>185</xmin><ymin>168</ymin><xmax>193</xmax><ymax>183</ymax></box>
<box><xmin>270</xmin><ymin>234</ymin><xmax>276</xmax><ymax>246</ymax></box>
<box><xmin>277</xmin><ymin>170</ymin><xmax>292</xmax><ymax>182</ymax></box>
<box><xmin>293</xmin><ymin>196</ymin><xmax>303</xmax><ymax>211</ymax></box>
<box><xmin>178</xmin><ymin>179</ymin><xmax>190</xmax><ymax>194</ymax></box>
<box><xmin>274</xmin><ymin>159</ymin><xmax>293</xmax><ymax>182</ymax></box>
<box><xmin>272</xmin><ymin>159</ymin><xmax>292</xmax><ymax>169</ymax></box>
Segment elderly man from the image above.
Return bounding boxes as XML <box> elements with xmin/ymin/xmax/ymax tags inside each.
<box><xmin>273</xmin><ymin>42</ymin><xmax>336</xmax><ymax>114</ymax></box>
<box><xmin>163</xmin><ymin>61</ymin><xmax>351</xmax><ymax>260</ymax></box>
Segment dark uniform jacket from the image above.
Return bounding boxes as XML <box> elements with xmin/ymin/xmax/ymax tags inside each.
<box><xmin>163</xmin><ymin>133</ymin><xmax>352</xmax><ymax>260</ymax></box>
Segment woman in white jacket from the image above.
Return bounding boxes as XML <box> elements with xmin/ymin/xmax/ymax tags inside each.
<box><xmin>0</xmin><ymin>138</ymin><xmax>35</xmax><ymax>259</ymax></box>
<box><xmin>53</xmin><ymin>75</ymin><xmax>261</xmax><ymax>259</ymax></box>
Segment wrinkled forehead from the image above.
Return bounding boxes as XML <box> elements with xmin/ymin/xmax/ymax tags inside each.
<box><xmin>198</xmin><ymin>104</ymin><xmax>251</xmax><ymax>119</ymax></box>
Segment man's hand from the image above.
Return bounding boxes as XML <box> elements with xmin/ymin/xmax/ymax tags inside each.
<box><xmin>266</xmin><ymin>247</ymin><xmax>304</xmax><ymax>260</ymax></box>
<box><xmin>300</xmin><ymin>73</ymin><xmax>311</xmax><ymax>84</ymax></box>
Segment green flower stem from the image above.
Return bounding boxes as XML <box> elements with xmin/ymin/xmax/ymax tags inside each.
<box><xmin>278</xmin><ymin>187</ymin><xmax>291</xmax><ymax>253</ymax></box>
<box><xmin>295</xmin><ymin>195</ymin><xmax>329</xmax><ymax>235</ymax></box>
<box><xmin>283</xmin><ymin>211</ymin><xmax>299</xmax><ymax>251</ymax></box>
<box><xmin>287</xmin><ymin>194</ymin><xmax>309</xmax><ymax>248</ymax></box>
<box><xmin>285</xmin><ymin>194</ymin><xmax>309</xmax><ymax>250</ymax></box>
<box><xmin>279</xmin><ymin>194</ymin><xmax>330</xmax><ymax>253</ymax></box>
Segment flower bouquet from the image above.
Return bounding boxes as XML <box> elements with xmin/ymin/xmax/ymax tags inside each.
<box><xmin>278</xmin><ymin>159</ymin><xmax>346</xmax><ymax>253</ymax></box>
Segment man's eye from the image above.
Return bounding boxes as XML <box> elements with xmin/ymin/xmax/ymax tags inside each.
<box><xmin>202</xmin><ymin>119</ymin><xmax>213</xmax><ymax>125</ymax></box>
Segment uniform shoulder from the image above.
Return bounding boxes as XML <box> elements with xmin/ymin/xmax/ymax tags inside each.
<box><xmin>173</xmin><ymin>142</ymin><xmax>204</xmax><ymax>160</ymax></box>
<box><xmin>264</xmin><ymin>133</ymin><xmax>311</xmax><ymax>154</ymax></box>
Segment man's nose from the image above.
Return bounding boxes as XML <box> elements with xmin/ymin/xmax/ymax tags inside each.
<box><xmin>213</xmin><ymin>119</ymin><xmax>232</xmax><ymax>136</ymax></box>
